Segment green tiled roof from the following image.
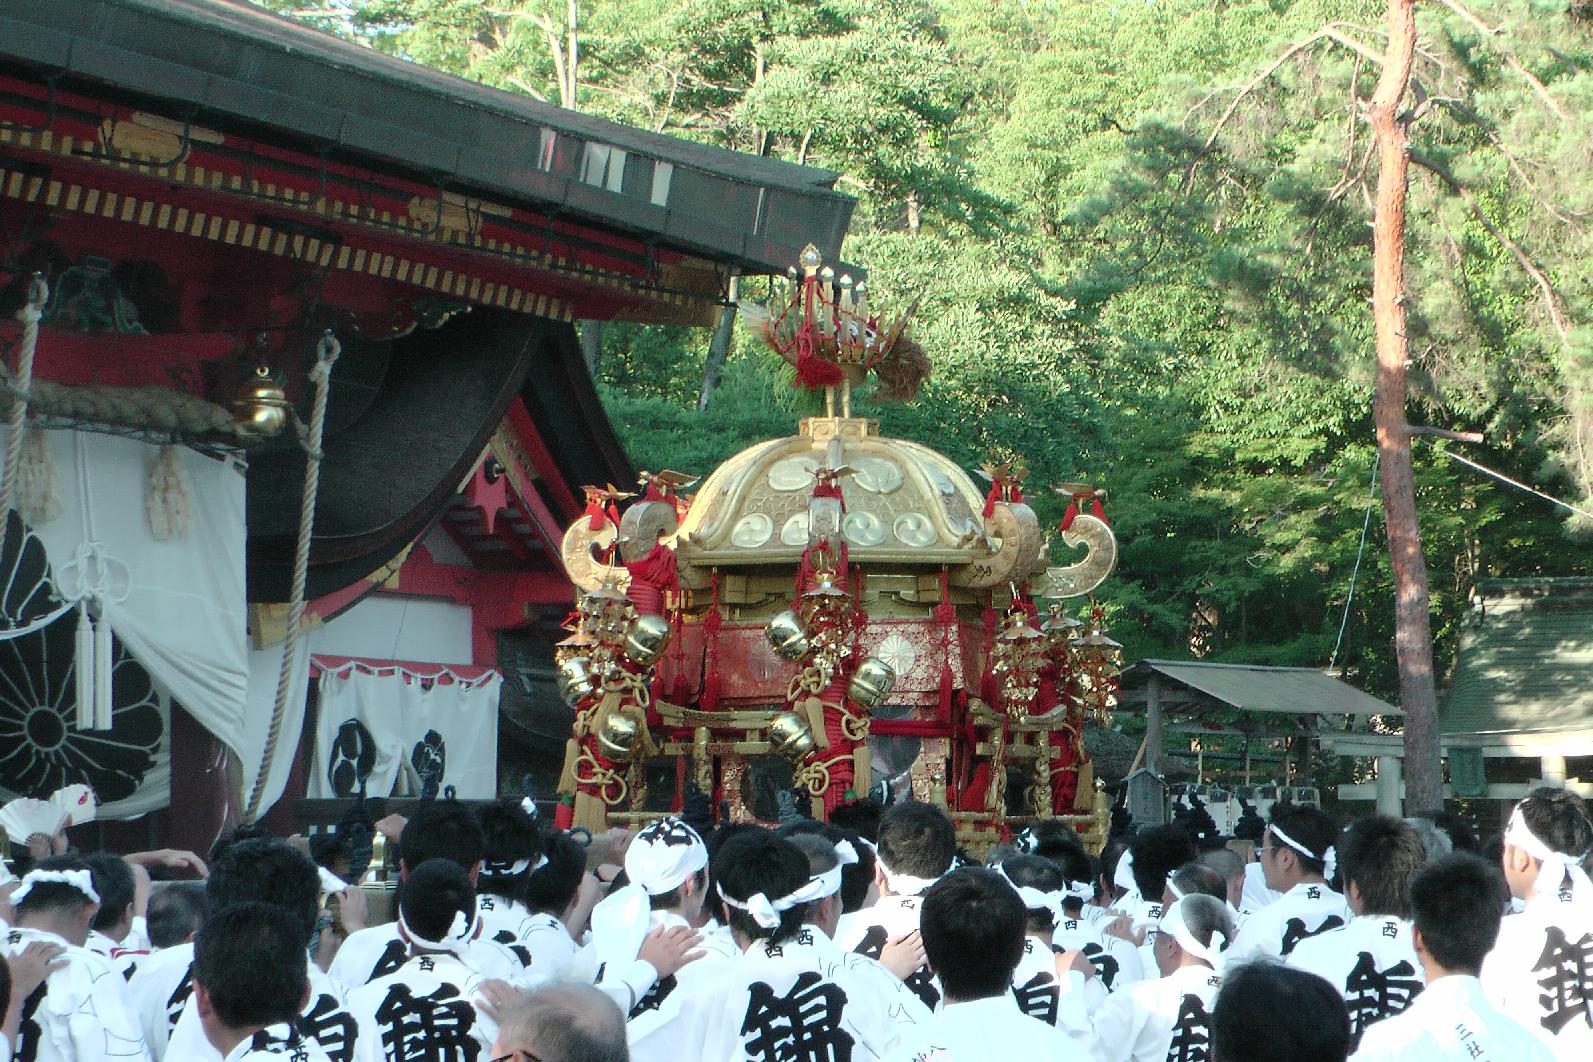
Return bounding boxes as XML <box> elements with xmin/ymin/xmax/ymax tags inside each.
<box><xmin>1443</xmin><ymin>578</ymin><xmax>1593</xmax><ymax>735</ymax></box>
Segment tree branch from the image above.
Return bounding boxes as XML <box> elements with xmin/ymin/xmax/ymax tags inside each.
<box><xmin>1429</xmin><ymin>0</ymin><xmax>1569</xmax><ymax>121</ymax></box>
<box><xmin>1410</xmin><ymin>151</ymin><xmax>1570</xmax><ymax>344</ymax></box>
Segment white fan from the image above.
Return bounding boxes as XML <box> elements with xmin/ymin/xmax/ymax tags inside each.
<box><xmin>0</xmin><ymin>798</ymin><xmax>66</xmax><ymax>845</ymax></box>
<box><xmin>51</xmin><ymin>784</ymin><xmax>97</xmax><ymax>826</ymax></box>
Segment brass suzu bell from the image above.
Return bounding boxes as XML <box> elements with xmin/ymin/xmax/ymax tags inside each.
<box><xmin>766</xmin><ymin>610</ymin><xmax>813</xmax><ymax>662</ymax></box>
<box><xmin>556</xmin><ymin>655</ymin><xmax>597</xmax><ymax>706</ymax></box>
<box><xmin>846</xmin><ymin>656</ymin><xmax>897</xmax><ymax>710</ymax></box>
<box><xmin>624</xmin><ymin>614</ymin><xmax>673</xmax><ymax>667</ymax></box>
<box><xmin>768</xmin><ymin>710</ymin><xmax>816</xmax><ymax>765</ymax></box>
<box><xmin>595</xmin><ymin>710</ymin><xmax>640</xmax><ymax>763</ymax></box>
<box><xmin>232</xmin><ymin>366</ymin><xmax>292</xmax><ymax>439</ymax></box>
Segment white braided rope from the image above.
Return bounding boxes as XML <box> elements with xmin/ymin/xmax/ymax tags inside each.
<box><xmin>244</xmin><ymin>333</ymin><xmax>339</xmax><ymax>820</ymax></box>
<box><xmin>0</xmin><ymin>277</ymin><xmax>48</xmax><ymax>514</ymax></box>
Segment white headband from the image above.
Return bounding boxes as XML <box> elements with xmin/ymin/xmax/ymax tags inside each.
<box><xmin>1016</xmin><ymin>828</ymin><xmax>1039</xmax><ymax>854</ymax></box>
<box><xmin>1063</xmin><ymin>878</ymin><xmax>1094</xmax><ymax>902</ymax></box>
<box><xmin>1167</xmin><ymin>879</ymin><xmax>1186</xmax><ymax>902</ymax></box>
<box><xmin>11</xmin><ymin>868</ymin><xmax>99</xmax><ymax>907</ymax></box>
<box><xmin>590</xmin><ymin>817</ymin><xmax>709</xmax><ymax>973</ymax></box>
<box><xmin>520</xmin><ymin>797</ymin><xmax>538</xmax><ymax>818</ymax></box>
<box><xmin>1268</xmin><ymin>824</ymin><xmax>1336</xmax><ymax>879</ymax></box>
<box><xmin>834</xmin><ymin>839</ymin><xmax>861</xmax><ymax>867</ymax></box>
<box><xmin>1505</xmin><ymin>805</ymin><xmax>1593</xmax><ymax>903</ymax></box>
<box><xmin>1159</xmin><ymin>897</ymin><xmax>1228</xmax><ymax>972</ymax></box>
<box><xmin>876</xmin><ymin>854</ymin><xmax>947</xmax><ymax>897</ymax></box>
<box><xmin>397</xmin><ymin>907</ymin><xmax>474</xmax><ymax>956</ymax></box>
<box><xmin>995</xmin><ymin>862</ymin><xmax>1066</xmax><ymax>917</ymax></box>
<box><xmin>716</xmin><ymin>878</ymin><xmax>818</xmax><ymax>930</ymax></box>
<box><xmin>318</xmin><ymin>867</ymin><xmax>349</xmax><ymax>895</ymax></box>
<box><xmin>1114</xmin><ymin>849</ymin><xmax>1138</xmax><ymax>894</ymax></box>
<box><xmin>480</xmin><ymin>855</ymin><xmax>549</xmax><ymax>880</ymax></box>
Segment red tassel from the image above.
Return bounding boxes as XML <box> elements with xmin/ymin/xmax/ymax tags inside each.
<box><xmin>1091</xmin><ymin>497</ymin><xmax>1108</xmax><ymax>524</ymax></box>
<box><xmin>701</xmin><ymin>669</ymin><xmax>722</xmax><ymax>713</ymax></box>
<box><xmin>982</xmin><ymin>485</ymin><xmax>999</xmax><ymax>519</ymax></box>
<box><xmin>554</xmin><ymin>802</ymin><xmax>574</xmax><ymax>829</ymax></box>
<box><xmin>1059</xmin><ymin>499</ymin><xmax>1078</xmax><ymax>532</ymax></box>
<box><xmin>584</xmin><ymin>499</ymin><xmax>607</xmax><ymax>530</ymax></box>
<box><xmin>1010</xmin><ymin>486</ymin><xmax>1023</xmax><ymax>505</ymax></box>
<box><xmin>795</xmin><ymin>352</ymin><xmax>845</xmax><ymax>389</ymax></box>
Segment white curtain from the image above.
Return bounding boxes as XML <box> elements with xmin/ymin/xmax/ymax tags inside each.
<box><xmin>309</xmin><ymin>666</ymin><xmax>500</xmax><ymax>801</ymax></box>
<box><xmin>0</xmin><ymin>430</ymin><xmax>248</xmax><ymax>818</ymax></box>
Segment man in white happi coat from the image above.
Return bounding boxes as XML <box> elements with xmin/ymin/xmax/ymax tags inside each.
<box><xmin>1290</xmin><ymin>815</ymin><xmax>1426</xmax><ymax>1049</ymax></box>
<box><xmin>835</xmin><ymin>801</ymin><xmax>956</xmax><ymax>1011</ymax></box>
<box><xmin>191</xmin><ymin>903</ymin><xmax>332</xmax><ymax>1062</ymax></box>
<box><xmin>584</xmin><ymin>816</ymin><xmax>729</xmax><ymax>1062</ymax></box>
<box><xmin>1226</xmin><ymin>804</ymin><xmax>1350</xmax><ymax>964</ymax></box>
<box><xmin>327</xmin><ymin>803</ymin><xmax>524</xmax><ymax>995</ymax></box>
<box><xmin>472</xmin><ymin>800</ymin><xmax>553</xmax><ymax>973</ymax></box>
<box><xmin>346</xmin><ymin>860</ymin><xmax>497</xmax><ymax>1062</ymax></box>
<box><xmin>1072</xmin><ymin>894</ymin><xmax>1231</xmax><ymax>1062</ymax></box>
<box><xmin>1050</xmin><ymin>846</ymin><xmax>1143</xmax><ymax>992</ymax></box>
<box><xmin>994</xmin><ymin>854</ymin><xmax>1105</xmax><ymax>1025</ymax></box>
<box><xmin>1479</xmin><ymin>788</ymin><xmax>1593</xmax><ymax>1059</ymax></box>
<box><xmin>130</xmin><ymin>839</ymin><xmax>360</xmax><ymax>1062</ymax></box>
<box><xmin>2</xmin><ymin>861</ymin><xmax>150</xmax><ymax>1062</ymax></box>
<box><xmin>517</xmin><ymin>832</ymin><xmax>601</xmax><ymax>981</ymax></box>
<box><xmin>1103</xmin><ymin>827</ymin><xmax>1197</xmax><ymax>980</ymax></box>
<box><xmin>695</xmin><ymin>831</ymin><xmax>930</xmax><ymax>1062</ymax></box>
<box><xmin>882</xmin><ymin>867</ymin><xmax>1094</xmax><ymax>1062</ymax></box>
<box><xmin>1353</xmin><ymin>852</ymin><xmax>1553</xmax><ymax>1062</ymax></box>
<box><xmin>80</xmin><ymin>858</ymin><xmax>148</xmax><ymax>982</ymax></box>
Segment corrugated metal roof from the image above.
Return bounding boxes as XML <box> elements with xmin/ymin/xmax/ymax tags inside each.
<box><xmin>1442</xmin><ymin>579</ymin><xmax>1593</xmax><ymax>735</ymax></box>
<box><xmin>1121</xmin><ymin>660</ymin><xmax>1401</xmax><ymax>717</ymax></box>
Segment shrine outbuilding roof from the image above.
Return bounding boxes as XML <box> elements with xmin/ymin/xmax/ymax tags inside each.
<box><xmin>1119</xmin><ymin>660</ymin><xmax>1402</xmax><ymax>719</ymax></box>
<box><xmin>0</xmin><ymin>0</ymin><xmax>855</xmax><ymax>276</ymax></box>
<box><xmin>1442</xmin><ymin>578</ymin><xmax>1593</xmax><ymax>737</ymax></box>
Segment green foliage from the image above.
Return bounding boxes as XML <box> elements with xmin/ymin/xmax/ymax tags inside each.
<box><xmin>265</xmin><ymin>0</ymin><xmax>1593</xmax><ymax>704</ymax></box>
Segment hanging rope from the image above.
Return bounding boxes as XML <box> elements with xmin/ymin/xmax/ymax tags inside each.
<box><xmin>0</xmin><ymin>275</ymin><xmax>48</xmax><ymax>514</ymax></box>
<box><xmin>244</xmin><ymin>331</ymin><xmax>340</xmax><ymax>821</ymax></box>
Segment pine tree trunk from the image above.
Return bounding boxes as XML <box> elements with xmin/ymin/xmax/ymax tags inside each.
<box><xmin>1369</xmin><ymin>0</ymin><xmax>1441</xmax><ymax>813</ymax></box>
<box><xmin>698</xmin><ymin>274</ymin><xmax>740</xmax><ymax>413</ymax></box>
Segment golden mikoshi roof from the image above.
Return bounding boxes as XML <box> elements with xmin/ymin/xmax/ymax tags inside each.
<box><xmin>677</xmin><ymin>416</ymin><xmax>991</xmax><ymax>566</ymax></box>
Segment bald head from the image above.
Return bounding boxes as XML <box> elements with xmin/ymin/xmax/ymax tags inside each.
<box><xmin>496</xmin><ymin>983</ymin><xmax>627</xmax><ymax>1062</ymax></box>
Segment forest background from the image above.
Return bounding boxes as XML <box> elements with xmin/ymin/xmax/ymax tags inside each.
<box><xmin>263</xmin><ymin>0</ymin><xmax>1593</xmax><ymax>712</ymax></box>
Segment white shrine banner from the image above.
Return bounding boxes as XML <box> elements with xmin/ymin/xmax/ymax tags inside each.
<box><xmin>309</xmin><ymin>665</ymin><xmax>501</xmax><ymax>801</ymax></box>
<box><xmin>0</xmin><ymin>430</ymin><xmax>247</xmax><ymax>819</ymax></box>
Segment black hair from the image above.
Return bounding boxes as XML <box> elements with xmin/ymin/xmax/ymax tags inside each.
<box><xmin>206</xmin><ymin>838</ymin><xmax>321</xmax><ymax>942</ymax></box>
<box><xmin>1167</xmin><ymin>862</ymin><xmax>1226</xmax><ymax>902</ymax></box>
<box><xmin>829</xmin><ymin>799</ymin><xmax>884</xmax><ymax>844</ymax></box>
<box><xmin>1516</xmin><ymin>787</ymin><xmax>1593</xmax><ymax>860</ymax></box>
<box><xmin>399</xmin><ymin>859</ymin><xmax>476</xmax><ymax>947</ymax></box>
<box><xmin>1099</xmin><ymin>838</ymin><xmax>1130</xmax><ymax>899</ymax></box>
<box><xmin>647</xmin><ymin>866</ymin><xmax>707</xmax><ymax>912</ymax></box>
<box><xmin>1052</xmin><ymin>845</ymin><xmax>1096</xmax><ymax>912</ymax></box>
<box><xmin>1409</xmin><ymin>853</ymin><xmax>1507</xmax><ymax>974</ymax></box>
<box><xmin>778</xmin><ymin>819</ymin><xmax>875</xmax><ymax>914</ymax></box>
<box><xmin>193</xmin><ymin>902</ymin><xmax>308</xmax><ymax>1030</ymax></box>
<box><xmin>476</xmin><ymin>799</ymin><xmax>546</xmax><ymax>901</ymax></box>
<box><xmin>1338</xmin><ymin>815</ymin><xmax>1425</xmax><ymax>918</ymax></box>
<box><xmin>524</xmin><ymin>832</ymin><xmax>587</xmax><ymax>917</ymax></box>
<box><xmin>83</xmin><ymin>853</ymin><xmax>135</xmax><ymax>931</ymax></box>
<box><xmin>713</xmin><ymin>832</ymin><xmax>808</xmax><ymax>945</ymax></box>
<box><xmin>1266</xmin><ymin>804</ymin><xmax>1338</xmax><ymax>877</ymax></box>
<box><xmin>13</xmin><ymin>855</ymin><xmax>96</xmax><ymax>918</ymax></box>
<box><xmin>1213</xmin><ymin>962</ymin><xmax>1351</xmax><ymax>1062</ymax></box>
<box><xmin>399</xmin><ymin>799</ymin><xmax>487</xmax><ymax>870</ymax></box>
<box><xmin>208</xmin><ymin>823</ymin><xmax>274</xmax><ymax>867</ymax></box>
<box><xmin>1025</xmin><ymin>819</ymin><xmax>1087</xmax><ymax>864</ymax></box>
<box><xmin>876</xmin><ymin>801</ymin><xmax>956</xmax><ymax>881</ymax></box>
<box><xmin>148</xmin><ymin>882</ymin><xmax>210</xmax><ymax>949</ymax></box>
<box><xmin>1000</xmin><ymin>854</ymin><xmax>1065</xmax><ymax>933</ymax></box>
<box><xmin>1130</xmin><ymin>825</ymin><xmax>1198</xmax><ymax>899</ymax></box>
<box><xmin>704</xmin><ymin>822</ymin><xmax>768</xmax><ymax>924</ymax></box>
<box><xmin>920</xmin><ymin>867</ymin><xmax>1026</xmax><ymax>1001</ymax></box>
<box><xmin>1430</xmin><ymin>810</ymin><xmax>1480</xmax><ymax>855</ymax></box>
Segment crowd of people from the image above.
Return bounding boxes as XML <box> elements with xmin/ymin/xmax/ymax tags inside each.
<box><xmin>1</xmin><ymin>784</ymin><xmax>1590</xmax><ymax>1062</ymax></box>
